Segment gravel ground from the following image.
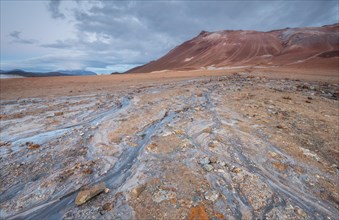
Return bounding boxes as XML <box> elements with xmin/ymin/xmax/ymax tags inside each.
<box><xmin>1</xmin><ymin>73</ymin><xmax>338</xmax><ymax>219</ymax></box>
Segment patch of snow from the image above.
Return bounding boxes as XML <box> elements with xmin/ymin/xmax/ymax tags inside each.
<box><xmin>184</xmin><ymin>57</ymin><xmax>194</xmax><ymax>62</ymax></box>
<box><xmin>204</xmin><ymin>33</ymin><xmax>222</xmax><ymax>40</ymax></box>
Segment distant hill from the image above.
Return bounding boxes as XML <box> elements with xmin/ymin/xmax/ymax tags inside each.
<box><xmin>126</xmin><ymin>23</ymin><xmax>339</xmax><ymax>73</ymax></box>
<box><xmin>57</xmin><ymin>70</ymin><xmax>97</xmax><ymax>76</ymax></box>
<box><xmin>0</xmin><ymin>69</ymin><xmax>97</xmax><ymax>77</ymax></box>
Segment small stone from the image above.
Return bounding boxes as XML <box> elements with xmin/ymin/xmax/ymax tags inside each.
<box><xmin>104</xmin><ymin>188</ymin><xmax>110</xmax><ymax>193</ymax></box>
<box><xmin>152</xmin><ymin>190</ymin><xmax>176</xmax><ymax>203</ymax></box>
<box><xmin>199</xmin><ymin>157</ymin><xmax>210</xmax><ymax>165</ymax></box>
<box><xmin>282</xmin><ymin>96</ymin><xmax>292</xmax><ymax>100</ymax></box>
<box><xmin>82</xmin><ymin>168</ymin><xmax>92</xmax><ymax>174</ymax></box>
<box><xmin>208</xmin><ymin>141</ymin><xmax>218</xmax><ymax>148</ymax></box>
<box><xmin>210</xmin><ymin>157</ymin><xmax>217</xmax><ymax>163</ymax></box>
<box><xmin>54</xmin><ymin>112</ymin><xmax>63</xmax><ymax>116</ymax></box>
<box><xmin>173</xmin><ymin>130</ymin><xmax>184</xmax><ymax>135</ymax></box>
<box><xmin>28</xmin><ymin>143</ymin><xmax>40</xmax><ymax>149</ymax></box>
<box><xmin>276</xmin><ymin>125</ymin><xmax>284</xmax><ymax>129</ymax></box>
<box><xmin>203</xmin><ymin>164</ymin><xmax>213</xmax><ymax>172</ymax></box>
<box><xmin>75</xmin><ymin>182</ymin><xmax>106</xmax><ymax>205</ymax></box>
<box><xmin>204</xmin><ymin>190</ymin><xmax>219</xmax><ymax>202</ymax></box>
<box><xmin>231</xmin><ymin>167</ymin><xmax>242</xmax><ymax>173</ymax></box>
<box><xmin>102</xmin><ymin>202</ymin><xmax>113</xmax><ymax>211</ymax></box>
<box><xmin>218</xmin><ymin>161</ymin><xmax>226</xmax><ymax>166</ymax></box>
<box><xmin>131</xmin><ymin>184</ymin><xmax>146</xmax><ymax>198</ymax></box>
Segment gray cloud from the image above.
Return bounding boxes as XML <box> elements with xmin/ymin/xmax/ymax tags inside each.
<box><xmin>40</xmin><ymin>40</ymin><xmax>74</xmax><ymax>49</ymax></box>
<box><xmin>9</xmin><ymin>31</ymin><xmax>37</xmax><ymax>44</ymax></box>
<box><xmin>64</xmin><ymin>0</ymin><xmax>338</xmax><ymax>64</ymax></box>
<box><xmin>48</xmin><ymin>0</ymin><xmax>65</xmax><ymax>19</ymax></box>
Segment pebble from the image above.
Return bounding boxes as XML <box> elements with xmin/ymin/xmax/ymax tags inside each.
<box><xmin>199</xmin><ymin>157</ymin><xmax>210</xmax><ymax>165</ymax></box>
<box><xmin>203</xmin><ymin>164</ymin><xmax>213</xmax><ymax>172</ymax></box>
<box><xmin>231</xmin><ymin>167</ymin><xmax>242</xmax><ymax>173</ymax></box>
<box><xmin>204</xmin><ymin>190</ymin><xmax>219</xmax><ymax>202</ymax></box>
<box><xmin>102</xmin><ymin>202</ymin><xmax>113</xmax><ymax>211</ymax></box>
<box><xmin>75</xmin><ymin>182</ymin><xmax>106</xmax><ymax>205</ymax></box>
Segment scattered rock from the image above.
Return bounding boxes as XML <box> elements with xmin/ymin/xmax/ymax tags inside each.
<box><xmin>231</xmin><ymin>167</ymin><xmax>242</xmax><ymax>173</ymax></box>
<box><xmin>204</xmin><ymin>190</ymin><xmax>219</xmax><ymax>202</ymax></box>
<box><xmin>131</xmin><ymin>184</ymin><xmax>146</xmax><ymax>198</ymax></box>
<box><xmin>54</xmin><ymin>112</ymin><xmax>63</xmax><ymax>116</ymax></box>
<box><xmin>203</xmin><ymin>164</ymin><xmax>213</xmax><ymax>172</ymax></box>
<box><xmin>173</xmin><ymin>129</ymin><xmax>185</xmax><ymax>135</ymax></box>
<box><xmin>75</xmin><ymin>182</ymin><xmax>106</xmax><ymax>205</ymax></box>
<box><xmin>209</xmin><ymin>157</ymin><xmax>217</xmax><ymax>164</ymax></box>
<box><xmin>208</xmin><ymin>141</ymin><xmax>218</xmax><ymax>148</ymax></box>
<box><xmin>152</xmin><ymin>189</ymin><xmax>176</xmax><ymax>203</ymax></box>
<box><xmin>27</xmin><ymin>143</ymin><xmax>40</xmax><ymax>149</ymax></box>
<box><xmin>272</xmin><ymin>162</ymin><xmax>288</xmax><ymax>171</ymax></box>
<box><xmin>102</xmin><ymin>202</ymin><xmax>113</xmax><ymax>211</ymax></box>
<box><xmin>199</xmin><ymin>157</ymin><xmax>210</xmax><ymax>165</ymax></box>
<box><xmin>217</xmin><ymin>160</ymin><xmax>226</xmax><ymax>166</ymax></box>
<box><xmin>82</xmin><ymin>168</ymin><xmax>93</xmax><ymax>174</ymax></box>
<box><xmin>282</xmin><ymin>96</ymin><xmax>292</xmax><ymax>100</ymax></box>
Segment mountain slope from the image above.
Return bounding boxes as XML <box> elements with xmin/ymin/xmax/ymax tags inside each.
<box><xmin>127</xmin><ymin>24</ymin><xmax>339</xmax><ymax>73</ymax></box>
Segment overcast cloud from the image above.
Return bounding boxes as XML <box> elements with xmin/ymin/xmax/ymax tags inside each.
<box><xmin>0</xmin><ymin>0</ymin><xmax>338</xmax><ymax>73</ymax></box>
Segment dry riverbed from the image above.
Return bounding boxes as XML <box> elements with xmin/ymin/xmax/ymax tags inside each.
<box><xmin>0</xmin><ymin>73</ymin><xmax>338</xmax><ymax>219</ymax></box>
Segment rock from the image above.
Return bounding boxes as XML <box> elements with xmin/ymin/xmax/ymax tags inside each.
<box><xmin>27</xmin><ymin>143</ymin><xmax>40</xmax><ymax>149</ymax></box>
<box><xmin>102</xmin><ymin>202</ymin><xmax>113</xmax><ymax>211</ymax></box>
<box><xmin>208</xmin><ymin>141</ymin><xmax>218</xmax><ymax>148</ymax></box>
<box><xmin>203</xmin><ymin>164</ymin><xmax>213</xmax><ymax>172</ymax></box>
<box><xmin>152</xmin><ymin>189</ymin><xmax>176</xmax><ymax>203</ymax></box>
<box><xmin>217</xmin><ymin>160</ymin><xmax>226</xmax><ymax>166</ymax></box>
<box><xmin>54</xmin><ymin>112</ymin><xmax>63</xmax><ymax>116</ymax></box>
<box><xmin>199</xmin><ymin>157</ymin><xmax>210</xmax><ymax>165</ymax></box>
<box><xmin>192</xmin><ymin>195</ymin><xmax>202</xmax><ymax>204</ymax></box>
<box><xmin>82</xmin><ymin>168</ymin><xmax>92</xmax><ymax>174</ymax></box>
<box><xmin>204</xmin><ymin>190</ymin><xmax>219</xmax><ymax>202</ymax></box>
<box><xmin>173</xmin><ymin>130</ymin><xmax>185</xmax><ymax>135</ymax></box>
<box><xmin>131</xmin><ymin>184</ymin><xmax>146</xmax><ymax>198</ymax></box>
<box><xmin>231</xmin><ymin>167</ymin><xmax>242</xmax><ymax>173</ymax></box>
<box><xmin>209</xmin><ymin>157</ymin><xmax>217</xmax><ymax>163</ymax></box>
<box><xmin>75</xmin><ymin>182</ymin><xmax>106</xmax><ymax>205</ymax></box>
<box><xmin>104</xmin><ymin>188</ymin><xmax>110</xmax><ymax>193</ymax></box>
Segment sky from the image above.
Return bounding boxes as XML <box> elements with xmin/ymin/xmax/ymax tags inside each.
<box><xmin>0</xmin><ymin>0</ymin><xmax>338</xmax><ymax>74</ymax></box>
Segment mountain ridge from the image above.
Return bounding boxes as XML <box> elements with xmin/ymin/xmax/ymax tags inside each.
<box><xmin>126</xmin><ymin>23</ymin><xmax>339</xmax><ymax>73</ymax></box>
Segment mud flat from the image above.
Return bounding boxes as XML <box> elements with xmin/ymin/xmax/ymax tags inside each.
<box><xmin>0</xmin><ymin>71</ymin><xmax>338</xmax><ymax>219</ymax></box>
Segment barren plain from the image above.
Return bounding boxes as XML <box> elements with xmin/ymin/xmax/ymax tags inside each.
<box><xmin>0</xmin><ymin>67</ymin><xmax>338</xmax><ymax>219</ymax></box>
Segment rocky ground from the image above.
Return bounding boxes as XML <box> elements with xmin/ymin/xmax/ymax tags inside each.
<box><xmin>0</xmin><ymin>72</ymin><xmax>338</xmax><ymax>219</ymax></box>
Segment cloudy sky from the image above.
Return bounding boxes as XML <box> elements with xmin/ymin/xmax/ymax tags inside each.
<box><xmin>0</xmin><ymin>0</ymin><xmax>338</xmax><ymax>74</ymax></box>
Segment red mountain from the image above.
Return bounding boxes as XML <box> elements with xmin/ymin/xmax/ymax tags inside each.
<box><xmin>127</xmin><ymin>24</ymin><xmax>339</xmax><ymax>73</ymax></box>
